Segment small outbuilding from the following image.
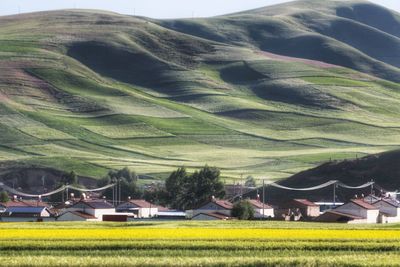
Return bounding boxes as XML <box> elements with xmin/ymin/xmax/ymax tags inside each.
<box><xmin>58</xmin><ymin>199</ymin><xmax>115</xmax><ymax>221</ymax></box>
<box><xmin>247</xmin><ymin>199</ymin><xmax>274</xmax><ymax>218</ymax></box>
<box><xmin>189</xmin><ymin>198</ymin><xmax>233</xmax><ymax>218</ymax></box>
<box><xmin>316</xmin><ymin>199</ymin><xmax>379</xmax><ymax>224</ymax></box>
<box><xmin>116</xmin><ymin>199</ymin><xmax>161</xmax><ymax>218</ymax></box>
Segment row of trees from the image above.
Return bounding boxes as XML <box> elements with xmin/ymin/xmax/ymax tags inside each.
<box><xmin>146</xmin><ymin>166</ymin><xmax>225</xmax><ymax>210</ymax></box>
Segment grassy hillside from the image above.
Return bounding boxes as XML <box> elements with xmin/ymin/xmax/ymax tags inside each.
<box><xmin>0</xmin><ymin>0</ymin><xmax>399</xmax><ymax>188</ymax></box>
<box><xmin>259</xmin><ymin>149</ymin><xmax>400</xmax><ymax>204</ymax></box>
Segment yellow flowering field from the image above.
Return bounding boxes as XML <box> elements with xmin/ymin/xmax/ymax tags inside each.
<box><xmin>1</xmin><ymin>222</ymin><xmax>400</xmax><ymax>266</ymax></box>
<box><xmin>1</xmin><ymin>227</ymin><xmax>400</xmax><ymax>240</ymax></box>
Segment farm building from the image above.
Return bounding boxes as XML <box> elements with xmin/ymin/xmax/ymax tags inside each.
<box><xmin>192</xmin><ymin>212</ymin><xmax>232</xmax><ymax>221</ymax></box>
<box><xmin>372</xmin><ymin>198</ymin><xmax>400</xmax><ymax>223</ymax></box>
<box><xmin>0</xmin><ymin>206</ymin><xmax>55</xmax><ymax>222</ymax></box>
<box><xmin>188</xmin><ymin>198</ymin><xmax>233</xmax><ymax>218</ymax></box>
<box><xmin>316</xmin><ymin>199</ymin><xmax>379</xmax><ymax>224</ymax></box>
<box><xmin>116</xmin><ymin>199</ymin><xmax>166</xmax><ymax>218</ymax></box>
<box><xmin>246</xmin><ymin>199</ymin><xmax>274</xmax><ymax>218</ymax></box>
<box><xmin>275</xmin><ymin>199</ymin><xmax>320</xmax><ymax>220</ymax></box>
<box><xmin>58</xmin><ymin>199</ymin><xmax>116</xmax><ymax>222</ymax></box>
<box><xmin>57</xmin><ymin>211</ymin><xmax>98</xmax><ymax>222</ymax></box>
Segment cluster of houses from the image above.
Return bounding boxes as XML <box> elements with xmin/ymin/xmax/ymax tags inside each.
<box><xmin>1</xmin><ymin>193</ymin><xmax>400</xmax><ymax>224</ymax></box>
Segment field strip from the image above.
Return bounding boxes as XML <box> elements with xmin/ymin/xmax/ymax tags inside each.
<box><xmin>1</xmin><ymin>228</ymin><xmax>400</xmax><ymax>240</ymax></box>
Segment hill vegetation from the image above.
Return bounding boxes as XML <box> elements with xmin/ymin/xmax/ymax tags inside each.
<box><xmin>0</xmin><ymin>0</ymin><xmax>399</xmax><ymax>188</ymax></box>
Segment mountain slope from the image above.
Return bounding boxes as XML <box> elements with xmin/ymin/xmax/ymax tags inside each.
<box><xmin>160</xmin><ymin>0</ymin><xmax>400</xmax><ymax>82</ymax></box>
<box><xmin>0</xmin><ymin>0</ymin><xmax>399</xmax><ymax>186</ymax></box>
<box><xmin>259</xmin><ymin>149</ymin><xmax>400</xmax><ymax>204</ymax></box>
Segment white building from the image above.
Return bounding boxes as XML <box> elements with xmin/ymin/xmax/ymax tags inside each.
<box><xmin>316</xmin><ymin>199</ymin><xmax>379</xmax><ymax>224</ymax></box>
<box><xmin>58</xmin><ymin>200</ymin><xmax>115</xmax><ymax>222</ymax></box>
<box><xmin>188</xmin><ymin>198</ymin><xmax>233</xmax><ymax>219</ymax></box>
<box><xmin>372</xmin><ymin>198</ymin><xmax>400</xmax><ymax>223</ymax></box>
<box><xmin>116</xmin><ymin>199</ymin><xmax>162</xmax><ymax>218</ymax></box>
<box><xmin>0</xmin><ymin>206</ymin><xmax>55</xmax><ymax>222</ymax></box>
<box><xmin>247</xmin><ymin>199</ymin><xmax>274</xmax><ymax>218</ymax></box>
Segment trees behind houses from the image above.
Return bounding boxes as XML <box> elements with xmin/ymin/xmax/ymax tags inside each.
<box><xmin>231</xmin><ymin>200</ymin><xmax>255</xmax><ymax>220</ymax></box>
<box><xmin>0</xmin><ymin>191</ymin><xmax>9</xmax><ymax>203</ymax></box>
<box><xmin>160</xmin><ymin>166</ymin><xmax>225</xmax><ymax>210</ymax></box>
<box><xmin>98</xmin><ymin>167</ymin><xmax>141</xmax><ymax>201</ymax></box>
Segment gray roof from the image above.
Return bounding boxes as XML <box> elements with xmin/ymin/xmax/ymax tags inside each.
<box><xmin>74</xmin><ymin>200</ymin><xmax>114</xmax><ymax>209</ymax></box>
<box><xmin>5</xmin><ymin>206</ymin><xmax>47</xmax><ymax>214</ymax></box>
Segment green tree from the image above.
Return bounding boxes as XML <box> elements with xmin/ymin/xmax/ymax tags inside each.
<box><xmin>0</xmin><ymin>191</ymin><xmax>9</xmax><ymax>203</ymax></box>
<box><xmin>100</xmin><ymin>167</ymin><xmax>142</xmax><ymax>201</ymax></box>
<box><xmin>244</xmin><ymin>176</ymin><xmax>257</xmax><ymax>187</ymax></box>
<box><xmin>61</xmin><ymin>171</ymin><xmax>77</xmax><ymax>185</ymax></box>
<box><xmin>231</xmin><ymin>200</ymin><xmax>255</xmax><ymax>220</ymax></box>
<box><xmin>164</xmin><ymin>166</ymin><xmax>225</xmax><ymax>210</ymax></box>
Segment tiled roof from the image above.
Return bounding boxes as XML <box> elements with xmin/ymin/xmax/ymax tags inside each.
<box><xmin>127</xmin><ymin>199</ymin><xmax>154</xmax><ymax>208</ymax></box>
<box><xmin>5</xmin><ymin>206</ymin><xmax>47</xmax><ymax>214</ymax></box>
<box><xmin>0</xmin><ymin>200</ymin><xmax>49</xmax><ymax>208</ymax></box>
<box><xmin>375</xmin><ymin>198</ymin><xmax>400</xmax><ymax>208</ymax></box>
<box><xmin>325</xmin><ymin>210</ymin><xmax>364</xmax><ymax>220</ymax></box>
<box><xmin>351</xmin><ymin>199</ymin><xmax>378</xmax><ymax>210</ymax></box>
<box><xmin>292</xmin><ymin>199</ymin><xmax>319</xmax><ymax>207</ymax></box>
<box><xmin>75</xmin><ymin>200</ymin><xmax>114</xmax><ymax>209</ymax></box>
<box><xmin>213</xmin><ymin>199</ymin><xmax>234</xmax><ymax>210</ymax></box>
<box><xmin>69</xmin><ymin>211</ymin><xmax>97</xmax><ymax>219</ymax></box>
<box><xmin>247</xmin><ymin>199</ymin><xmax>272</xmax><ymax>209</ymax></box>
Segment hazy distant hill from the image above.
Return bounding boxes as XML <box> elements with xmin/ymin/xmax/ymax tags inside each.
<box><xmin>0</xmin><ymin>0</ymin><xmax>399</xmax><ymax>189</ymax></box>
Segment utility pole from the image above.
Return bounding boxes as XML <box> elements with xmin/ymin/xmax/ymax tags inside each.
<box><xmin>333</xmin><ymin>182</ymin><xmax>336</xmax><ymax>207</ymax></box>
<box><xmin>370</xmin><ymin>179</ymin><xmax>374</xmax><ymax>203</ymax></box>
<box><xmin>262</xmin><ymin>179</ymin><xmax>265</xmax><ymax>219</ymax></box>
<box><xmin>240</xmin><ymin>174</ymin><xmax>243</xmax><ymax>200</ymax></box>
<box><xmin>66</xmin><ymin>184</ymin><xmax>69</xmax><ymax>202</ymax></box>
<box><xmin>112</xmin><ymin>181</ymin><xmax>115</xmax><ymax>206</ymax></box>
<box><xmin>118</xmin><ymin>178</ymin><xmax>121</xmax><ymax>205</ymax></box>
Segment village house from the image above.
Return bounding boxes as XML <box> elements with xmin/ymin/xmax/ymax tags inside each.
<box><xmin>0</xmin><ymin>206</ymin><xmax>55</xmax><ymax>222</ymax></box>
<box><xmin>116</xmin><ymin>199</ymin><xmax>167</xmax><ymax>218</ymax></box>
<box><xmin>58</xmin><ymin>199</ymin><xmax>117</xmax><ymax>222</ymax></box>
<box><xmin>275</xmin><ymin>199</ymin><xmax>320</xmax><ymax>221</ymax></box>
<box><xmin>247</xmin><ymin>199</ymin><xmax>274</xmax><ymax>218</ymax></box>
<box><xmin>372</xmin><ymin>198</ymin><xmax>400</xmax><ymax>223</ymax></box>
<box><xmin>188</xmin><ymin>197</ymin><xmax>233</xmax><ymax>219</ymax></box>
<box><xmin>316</xmin><ymin>199</ymin><xmax>379</xmax><ymax>224</ymax></box>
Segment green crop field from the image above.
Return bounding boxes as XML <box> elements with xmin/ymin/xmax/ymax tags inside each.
<box><xmin>2</xmin><ymin>221</ymin><xmax>400</xmax><ymax>266</ymax></box>
<box><xmin>0</xmin><ymin>0</ymin><xmax>399</xmax><ymax>184</ymax></box>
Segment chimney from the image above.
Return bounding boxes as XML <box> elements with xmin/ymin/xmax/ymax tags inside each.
<box><xmin>211</xmin><ymin>195</ymin><xmax>215</xmax><ymax>202</ymax></box>
<box><xmin>256</xmin><ymin>194</ymin><xmax>260</xmax><ymax>202</ymax></box>
<box><xmin>13</xmin><ymin>195</ymin><xmax>17</xmax><ymax>201</ymax></box>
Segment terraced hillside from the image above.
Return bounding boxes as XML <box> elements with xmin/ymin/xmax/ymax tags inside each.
<box><xmin>0</xmin><ymin>0</ymin><xmax>399</xmax><ymax>185</ymax></box>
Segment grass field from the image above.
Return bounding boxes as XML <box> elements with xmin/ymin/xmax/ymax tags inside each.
<box><xmin>0</xmin><ymin>1</ymin><xmax>399</xmax><ymax>183</ymax></box>
<box><xmin>1</xmin><ymin>221</ymin><xmax>400</xmax><ymax>266</ymax></box>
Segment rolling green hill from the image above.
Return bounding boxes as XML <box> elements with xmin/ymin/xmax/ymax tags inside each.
<box><xmin>0</xmin><ymin>0</ymin><xmax>399</xmax><ymax>187</ymax></box>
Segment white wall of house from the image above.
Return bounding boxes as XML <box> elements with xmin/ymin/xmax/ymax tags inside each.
<box><xmin>66</xmin><ymin>203</ymin><xmax>116</xmax><ymax>221</ymax></box>
<box><xmin>116</xmin><ymin>202</ymin><xmax>158</xmax><ymax>218</ymax></box>
<box><xmin>254</xmin><ymin>208</ymin><xmax>274</xmax><ymax>218</ymax></box>
<box><xmin>138</xmin><ymin>207</ymin><xmax>158</xmax><ymax>218</ymax></box>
